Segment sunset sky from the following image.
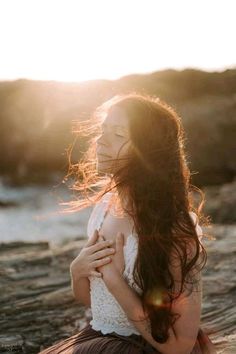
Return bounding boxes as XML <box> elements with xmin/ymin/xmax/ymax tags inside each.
<box><xmin>0</xmin><ymin>0</ymin><xmax>235</xmax><ymax>83</ymax></box>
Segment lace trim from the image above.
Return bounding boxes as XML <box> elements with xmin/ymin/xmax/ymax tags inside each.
<box><xmin>86</xmin><ymin>193</ymin><xmax>111</xmax><ymax>238</ymax></box>
<box><xmin>90</xmin><ymin>320</ymin><xmax>141</xmax><ymax>336</ymax></box>
<box><xmin>89</xmin><ymin>274</ymin><xmax>144</xmax><ymax>335</ymax></box>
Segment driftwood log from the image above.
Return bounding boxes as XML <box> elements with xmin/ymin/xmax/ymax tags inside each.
<box><xmin>0</xmin><ymin>224</ymin><xmax>235</xmax><ymax>353</ymax></box>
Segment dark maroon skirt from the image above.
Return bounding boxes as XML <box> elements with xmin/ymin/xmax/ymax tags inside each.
<box><xmin>39</xmin><ymin>323</ymin><xmax>217</xmax><ymax>354</ymax></box>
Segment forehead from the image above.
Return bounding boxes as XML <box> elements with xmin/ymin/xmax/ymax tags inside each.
<box><xmin>102</xmin><ymin>106</ymin><xmax>128</xmax><ymax>127</ymax></box>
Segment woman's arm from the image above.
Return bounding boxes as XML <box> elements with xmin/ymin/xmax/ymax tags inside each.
<box><xmin>69</xmin><ymin>230</ymin><xmax>115</xmax><ymax>308</ymax></box>
<box><xmin>103</xmin><ymin>265</ymin><xmax>202</xmax><ymax>354</ymax></box>
<box><xmin>99</xmin><ymin>230</ymin><xmax>202</xmax><ymax>353</ymax></box>
<box><xmin>70</xmin><ymin>271</ymin><xmax>91</xmax><ymax>308</ymax></box>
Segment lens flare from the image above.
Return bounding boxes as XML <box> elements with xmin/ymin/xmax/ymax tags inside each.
<box><xmin>146</xmin><ymin>287</ymin><xmax>169</xmax><ymax>308</ymax></box>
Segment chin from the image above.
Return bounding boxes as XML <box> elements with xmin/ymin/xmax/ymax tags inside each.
<box><xmin>96</xmin><ymin>160</ymin><xmax>111</xmax><ymax>174</ymax></box>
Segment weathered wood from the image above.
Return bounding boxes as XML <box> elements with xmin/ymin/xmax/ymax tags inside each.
<box><xmin>0</xmin><ymin>227</ymin><xmax>235</xmax><ymax>354</ymax></box>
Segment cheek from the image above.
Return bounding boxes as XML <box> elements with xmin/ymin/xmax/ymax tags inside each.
<box><xmin>116</xmin><ymin>141</ymin><xmax>131</xmax><ymax>158</ymax></box>
<box><xmin>105</xmin><ymin>139</ymin><xmax>131</xmax><ymax>159</ymax></box>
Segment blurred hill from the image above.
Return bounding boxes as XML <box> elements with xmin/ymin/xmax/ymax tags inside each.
<box><xmin>0</xmin><ymin>68</ymin><xmax>235</xmax><ymax>186</ymax></box>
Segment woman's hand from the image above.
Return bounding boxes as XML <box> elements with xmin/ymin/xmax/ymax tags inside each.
<box><xmin>70</xmin><ymin>229</ymin><xmax>115</xmax><ymax>279</ymax></box>
<box><xmin>97</xmin><ymin>232</ymin><xmax>125</xmax><ymax>280</ymax></box>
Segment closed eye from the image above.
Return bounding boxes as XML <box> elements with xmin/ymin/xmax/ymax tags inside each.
<box><xmin>115</xmin><ymin>134</ymin><xmax>125</xmax><ymax>137</ymax></box>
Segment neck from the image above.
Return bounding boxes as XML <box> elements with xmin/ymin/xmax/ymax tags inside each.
<box><xmin>112</xmin><ymin>186</ymin><xmax>132</xmax><ymax>216</ymax></box>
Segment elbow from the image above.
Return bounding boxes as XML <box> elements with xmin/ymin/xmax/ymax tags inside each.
<box><xmin>169</xmin><ymin>340</ymin><xmax>195</xmax><ymax>354</ymax></box>
<box><xmin>73</xmin><ymin>294</ymin><xmax>91</xmax><ymax>308</ymax></box>
<box><xmin>154</xmin><ymin>338</ymin><xmax>195</xmax><ymax>354</ymax></box>
<box><xmin>71</xmin><ymin>288</ymin><xmax>80</xmax><ymax>303</ymax></box>
<box><xmin>161</xmin><ymin>348</ymin><xmax>192</xmax><ymax>354</ymax></box>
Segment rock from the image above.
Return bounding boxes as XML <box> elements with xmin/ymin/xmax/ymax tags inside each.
<box><xmin>0</xmin><ymin>200</ymin><xmax>19</xmax><ymax>208</ymax></box>
<box><xmin>203</xmin><ymin>179</ymin><xmax>236</xmax><ymax>223</ymax></box>
<box><xmin>0</xmin><ymin>334</ymin><xmax>24</xmax><ymax>352</ymax></box>
<box><xmin>0</xmin><ymin>240</ymin><xmax>90</xmax><ymax>353</ymax></box>
<box><xmin>0</xmin><ymin>229</ymin><xmax>235</xmax><ymax>353</ymax></box>
<box><xmin>0</xmin><ymin>70</ymin><xmax>236</xmax><ymax>186</ymax></box>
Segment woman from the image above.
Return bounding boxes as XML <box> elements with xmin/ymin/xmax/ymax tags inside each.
<box><xmin>39</xmin><ymin>93</ymin><xmax>217</xmax><ymax>353</ymax></box>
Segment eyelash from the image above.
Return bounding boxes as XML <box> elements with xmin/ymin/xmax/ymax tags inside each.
<box><xmin>115</xmin><ymin>134</ymin><xmax>124</xmax><ymax>138</ymax></box>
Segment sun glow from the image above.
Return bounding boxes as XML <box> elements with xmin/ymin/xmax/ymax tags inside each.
<box><xmin>0</xmin><ymin>0</ymin><xmax>235</xmax><ymax>83</ymax></box>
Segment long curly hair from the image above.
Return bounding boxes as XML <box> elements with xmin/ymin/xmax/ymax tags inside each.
<box><xmin>63</xmin><ymin>92</ymin><xmax>212</xmax><ymax>342</ymax></box>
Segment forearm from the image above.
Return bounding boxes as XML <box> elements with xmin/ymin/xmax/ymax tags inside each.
<box><xmin>70</xmin><ymin>271</ymin><xmax>91</xmax><ymax>308</ymax></box>
<box><xmin>103</xmin><ymin>272</ymin><xmax>186</xmax><ymax>354</ymax></box>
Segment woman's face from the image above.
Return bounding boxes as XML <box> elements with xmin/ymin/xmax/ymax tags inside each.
<box><xmin>96</xmin><ymin>106</ymin><xmax>131</xmax><ymax>174</ymax></box>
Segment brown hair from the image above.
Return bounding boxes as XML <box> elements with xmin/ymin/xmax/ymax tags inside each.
<box><xmin>63</xmin><ymin>92</ymin><xmax>212</xmax><ymax>342</ymax></box>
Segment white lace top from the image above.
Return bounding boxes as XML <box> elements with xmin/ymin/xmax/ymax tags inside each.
<box><xmin>87</xmin><ymin>192</ymin><xmax>203</xmax><ymax>336</ymax></box>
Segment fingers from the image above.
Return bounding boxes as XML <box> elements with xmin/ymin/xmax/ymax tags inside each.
<box><xmin>89</xmin><ymin>238</ymin><xmax>114</xmax><ymax>254</ymax></box>
<box><xmin>86</xmin><ymin>229</ymin><xmax>99</xmax><ymax>247</ymax></box>
<box><xmin>91</xmin><ymin>256</ymin><xmax>112</xmax><ymax>268</ymax></box>
<box><xmin>90</xmin><ymin>247</ymin><xmax>115</xmax><ymax>261</ymax></box>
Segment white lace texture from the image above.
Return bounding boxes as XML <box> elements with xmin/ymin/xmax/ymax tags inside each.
<box><xmin>87</xmin><ymin>193</ymin><xmax>203</xmax><ymax>335</ymax></box>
